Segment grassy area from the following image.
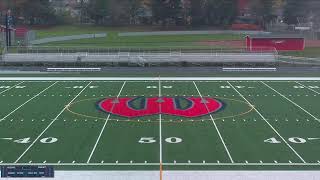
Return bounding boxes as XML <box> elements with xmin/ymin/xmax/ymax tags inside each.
<box><xmin>0</xmin><ymin>80</ymin><xmax>320</xmax><ymax>170</ymax></box>
<box><xmin>280</xmin><ymin>47</ymin><xmax>320</xmax><ymax>58</ymax></box>
<box><xmin>34</xmin><ymin>25</ymin><xmax>159</xmax><ymax>39</ymax></box>
<box><xmin>32</xmin><ymin>25</ymin><xmax>243</xmax><ymax>48</ymax></box>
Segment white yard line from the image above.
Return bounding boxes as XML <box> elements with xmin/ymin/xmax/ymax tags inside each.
<box><xmin>262</xmin><ymin>82</ymin><xmax>319</xmax><ymax>122</ymax></box>
<box><xmin>295</xmin><ymin>81</ymin><xmax>320</xmax><ymax>95</ymax></box>
<box><xmin>14</xmin><ymin>81</ymin><xmax>92</xmax><ymax>163</ymax></box>
<box><xmin>0</xmin><ymin>77</ymin><xmax>320</xmax><ymax>81</ymax></box>
<box><xmin>1</xmin><ymin>162</ymin><xmax>320</xmax><ymax>166</ymax></box>
<box><xmin>0</xmin><ymin>81</ymin><xmax>25</xmax><ymax>95</ymax></box>
<box><xmin>0</xmin><ymin>82</ymin><xmax>58</xmax><ymax>121</ymax></box>
<box><xmin>193</xmin><ymin>81</ymin><xmax>234</xmax><ymax>163</ymax></box>
<box><xmin>227</xmin><ymin>81</ymin><xmax>306</xmax><ymax>163</ymax></box>
<box><xmin>87</xmin><ymin>81</ymin><xmax>126</xmax><ymax>163</ymax></box>
<box><xmin>159</xmin><ymin>77</ymin><xmax>163</xmax><ymax>164</ymax></box>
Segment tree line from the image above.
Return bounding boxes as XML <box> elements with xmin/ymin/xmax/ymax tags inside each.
<box><xmin>2</xmin><ymin>0</ymin><xmax>316</xmax><ymax>27</ymax></box>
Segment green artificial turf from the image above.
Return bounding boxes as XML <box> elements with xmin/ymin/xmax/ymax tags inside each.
<box><xmin>0</xmin><ymin>79</ymin><xmax>320</xmax><ymax>170</ymax></box>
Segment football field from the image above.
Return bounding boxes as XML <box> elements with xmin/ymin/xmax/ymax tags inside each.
<box><xmin>0</xmin><ymin>77</ymin><xmax>320</xmax><ymax>171</ymax></box>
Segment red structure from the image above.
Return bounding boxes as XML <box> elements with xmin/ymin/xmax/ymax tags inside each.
<box><xmin>246</xmin><ymin>35</ymin><xmax>305</xmax><ymax>51</ymax></box>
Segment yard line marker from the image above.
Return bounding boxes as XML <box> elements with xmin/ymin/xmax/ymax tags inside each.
<box><xmin>15</xmin><ymin>82</ymin><xmax>92</xmax><ymax>163</ymax></box>
<box><xmin>0</xmin><ymin>81</ymin><xmax>24</xmax><ymax>95</ymax></box>
<box><xmin>228</xmin><ymin>81</ymin><xmax>306</xmax><ymax>163</ymax></box>
<box><xmin>3</xmin><ymin>162</ymin><xmax>320</xmax><ymax>166</ymax></box>
<box><xmin>1</xmin><ymin>82</ymin><xmax>58</xmax><ymax>121</ymax></box>
<box><xmin>87</xmin><ymin>81</ymin><xmax>126</xmax><ymax>163</ymax></box>
<box><xmin>295</xmin><ymin>81</ymin><xmax>320</xmax><ymax>95</ymax></box>
<box><xmin>158</xmin><ymin>76</ymin><xmax>163</xmax><ymax>180</ymax></box>
<box><xmin>262</xmin><ymin>82</ymin><xmax>320</xmax><ymax>122</ymax></box>
<box><xmin>193</xmin><ymin>81</ymin><xmax>234</xmax><ymax>163</ymax></box>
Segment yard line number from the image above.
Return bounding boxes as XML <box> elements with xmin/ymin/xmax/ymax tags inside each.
<box><xmin>0</xmin><ymin>86</ymin><xmax>26</xmax><ymax>89</ymax></box>
<box><xmin>264</xmin><ymin>137</ymin><xmax>315</xmax><ymax>144</ymax></box>
<box><xmin>12</xmin><ymin>137</ymin><xmax>58</xmax><ymax>144</ymax></box>
<box><xmin>139</xmin><ymin>137</ymin><xmax>182</xmax><ymax>144</ymax></box>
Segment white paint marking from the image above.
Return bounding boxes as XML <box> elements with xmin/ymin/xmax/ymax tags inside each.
<box><xmin>1</xmin><ymin>82</ymin><xmax>58</xmax><ymax>121</ymax></box>
<box><xmin>262</xmin><ymin>82</ymin><xmax>319</xmax><ymax>122</ymax></box>
<box><xmin>193</xmin><ymin>81</ymin><xmax>234</xmax><ymax>163</ymax></box>
<box><xmin>295</xmin><ymin>82</ymin><xmax>320</xmax><ymax>95</ymax></box>
<box><xmin>159</xmin><ymin>77</ymin><xmax>163</xmax><ymax>165</ymax></box>
<box><xmin>0</xmin><ymin>82</ymin><xmax>24</xmax><ymax>95</ymax></box>
<box><xmin>14</xmin><ymin>82</ymin><xmax>92</xmax><ymax>163</ymax></box>
<box><xmin>228</xmin><ymin>81</ymin><xmax>306</xmax><ymax>163</ymax></box>
<box><xmin>87</xmin><ymin>81</ymin><xmax>126</xmax><ymax>163</ymax></box>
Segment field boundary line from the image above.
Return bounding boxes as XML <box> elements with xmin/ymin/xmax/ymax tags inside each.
<box><xmin>295</xmin><ymin>81</ymin><xmax>320</xmax><ymax>95</ymax></box>
<box><xmin>0</xmin><ymin>77</ymin><xmax>320</xmax><ymax>81</ymax></box>
<box><xmin>2</xmin><ymin>163</ymin><xmax>320</xmax><ymax>166</ymax></box>
<box><xmin>14</xmin><ymin>81</ymin><xmax>93</xmax><ymax>163</ymax></box>
<box><xmin>0</xmin><ymin>81</ymin><xmax>24</xmax><ymax>95</ymax></box>
<box><xmin>0</xmin><ymin>82</ymin><xmax>58</xmax><ymax>120</ymax></box>
<box><xmin>159</xmin><ymin>77</ymin><xmax>163</xmax><ymax>180</ymax></box>
<box><xmin>87</xmin><ymin>81</ymin><xmax>126</xmax><ymax>163</ymax></box>
<box><xmin>227</xmin><ymin>81</ymin><xmax>306</xmax><ymax>163</ymax></box>
<box><xmin>193</xmin><ymin>81</ymin><xmax>234</xmax><ymax>163</ymax></box>
<box><xmin>262</xmin><ymin>82</ymin><xmax>319</xmax><ymax>122</ymax></box>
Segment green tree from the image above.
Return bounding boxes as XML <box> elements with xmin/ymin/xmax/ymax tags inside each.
<box><xmin>283</xmin><ymin>0</ymin><xmax>306</xmax><ymax>24</ymax></box>
<box><xmin>87</xmin><ymin>0</ymin><xmax>109</xmax><ymax>25</ymax></box>
<box><xmin>205</xmin><ymin>0</ymin><xmax>237</xmax><ymax>26</ymax></box>
<box><xmin>20</xmin><ymin>0</ymin><xmax>56</xmax><ymax>25</ymax></box>
<box><xmin>152</xmin><ymin>0</ymin><xmax>183</xmax><ymax>26</ymax></box>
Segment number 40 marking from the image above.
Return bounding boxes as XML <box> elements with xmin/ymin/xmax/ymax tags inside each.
<box><xmin>264</xmin><ymin>137</ymin><xmax>307</xmax><ymax>144</ymax></box>
<box><xmin>13</xmin><ymin>137</ymin><xmax>58</xmax><ymax>144</ymax></box>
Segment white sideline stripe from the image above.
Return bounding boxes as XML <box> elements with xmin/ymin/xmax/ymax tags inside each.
<box><xmin>86</xmin><ymin>81</ymin><xmax>126</xmax><ymax>163</ymax></box>
<box><xmin>14</xmin><ymin>81</ymin><xmax>92</xmax><ymax>163</ymax></box>
<box><xmin>227</xmin><ymin>81</ymin><xmax>306</xmax><ymax>163</ymax></box>
<box><xmin>295</xmin><ymin>81</ymin><xmax>320</xmax><ymax>95</ymax></box>
<box><xmin>0</xmin><ymin>82</ymin><xmax>58</xmax><ymax>120</ymax></box>
<box><xmin>193</xmin><ymin>81</ymin><xmax>234</xmax><ymax>163</ymax></box>
<box><xmin>262</xmin><ymin>82</ymin><xmax>319</xmax><ymax>122</ymax></box>
<box><xmin>0</xmin><ymin>77</ymin><xmax>320</xmax><ymax>81</ymax></box>
<box><xmin>1</xmin><ymin>163</ymin><xmax>320</xmax><ymax>166</ymax></box>
<box><xmin>0</xmin><ymin>81</ymin><xmax>24</xmax><ymax>95</ymax></box>
<box><xmin>159</xmin><ymin>77</ymin><xmax>163</xmax><ymax>164</ymax></box>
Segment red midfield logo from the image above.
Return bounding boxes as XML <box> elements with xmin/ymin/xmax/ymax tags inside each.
<box><xmin>98</xmin><ymin>97</ymin><xmax>223</xmax><ymax>118</ymax></box>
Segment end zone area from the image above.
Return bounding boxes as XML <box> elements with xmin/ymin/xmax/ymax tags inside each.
<box><xmin>0</xmin><ymin>77</ymin><xmax>320</xmax><ymax>171</ymax></box>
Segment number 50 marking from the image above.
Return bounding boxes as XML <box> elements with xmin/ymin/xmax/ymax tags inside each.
<box><xmin>138</xmin><ymin>137</ymin><xmax>182</xmax><ymax>144</ymax></box>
